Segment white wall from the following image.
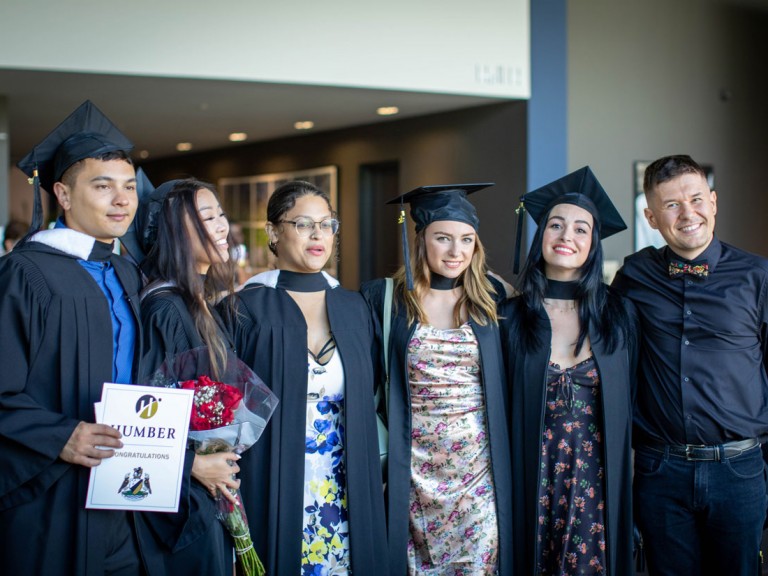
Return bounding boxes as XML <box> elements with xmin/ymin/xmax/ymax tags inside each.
<box><xmin>0</xmin><ymin>0</ymin><xmax>529</xmax><ymax>98</ymax></box>
<box><xmin>568</xmin><ymin>0</ymin><xmax>768</xmax><ymax>260</ymax></box>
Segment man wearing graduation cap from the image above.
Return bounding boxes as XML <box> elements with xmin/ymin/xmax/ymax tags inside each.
<box><xmin>613</xmin><ymin>155</ymin><xmax>768</xmax><ymax>576</ymax></box>
<box><xmin>501</xmin><ymin>167</ymin><xmax>637</xmax><ymax>576</ymax></box>
<box><xmin>0</xmin><ymin>101</ymin><xmax>143</xmax><ymax>575</ymax></box>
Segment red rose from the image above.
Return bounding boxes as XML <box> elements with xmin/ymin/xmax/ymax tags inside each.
<box><xmin>180</xmin><ymin>376</ymin><xmax>244</xmax><ymax>430</ymax></box>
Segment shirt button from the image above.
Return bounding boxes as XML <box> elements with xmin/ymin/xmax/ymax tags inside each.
<box><xmin>684</xmin><ymin>377</ymin><xmax>690</xmax><ymax>382</ymax></box>
<box><xmin>686</xmin><ymin>310</ymin><xmax>692</xmax><ymax>315</ymax></box>
<box><xmin>687</xmin><ymin>280</ymin><xmax>693</xmax><ymax>286</ymax></box>
<box><xmin>684</xmin><ymin>340</ymin><xmax>690</xmax><ymax>345</ymax></box>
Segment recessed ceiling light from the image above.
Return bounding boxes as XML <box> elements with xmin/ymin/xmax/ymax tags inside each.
<box><xmin>294</xmin><ymin>121</ymin><xmax>314</xmax><ymax>130</ymax></box>
<box><xmin>138</xmin><ymin>150</ymin><xmax>150</xmax><ymax>159</ymax></box>
<box><xmin>176</xmin><ymin>142</ymin><xmax>193</xmax><ymax>152</ymax></box>
<box><xmin>377</xmin><ymin>106</ymin><xmax>399</xmax><ymax>116</ymax></box>
<box><xmin>229</xmin><ymin>132</ymin><xmax>248</xmax><ymax>142</ymax></box>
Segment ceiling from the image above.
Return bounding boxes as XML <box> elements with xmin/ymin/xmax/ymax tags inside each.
<box><xmin>3</xmin><ymin>0</ymin><xmax>764</xmax><ymax>167</ymax></box>
<box><xmin>0</xmin><ymin>69</ymin><xmax>500</xmax><ymax>165</ymax></box>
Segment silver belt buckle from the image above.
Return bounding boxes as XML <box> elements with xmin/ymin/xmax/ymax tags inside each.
<box><xmin>685</xmin><ymin>444</ymin><xmax>707</xmax><ymax>460</ymax></box>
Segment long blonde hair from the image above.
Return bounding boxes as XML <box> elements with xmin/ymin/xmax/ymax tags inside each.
<box><xmin>392</xmin><ymin>228</ymin><xmax>498</xmax><ymax>327</ymax></box>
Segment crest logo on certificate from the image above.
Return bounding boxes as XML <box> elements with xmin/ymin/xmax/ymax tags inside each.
<box><xmin>86</xmin><ymin>383</ymin><xmax>193</xmax><ymax>512</ymax></box>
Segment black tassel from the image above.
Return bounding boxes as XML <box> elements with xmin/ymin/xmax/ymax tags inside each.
<box><xmin>399</xmin><ymin>206</ymin><xmax>413</xmax><ymax>291</ymax></box>
<box><xmin>19</xmin><ymin>168</ymin><xmax>43</xmax><ymax>246</ymax></box>
<box><xmin>512</xmin><ymin>200</ymin><xmax>525</xmax><ymax>274</ymax></box>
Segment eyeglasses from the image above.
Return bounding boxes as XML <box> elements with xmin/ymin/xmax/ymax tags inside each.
<box><xmin>279</xmin><ymin>217</ymin><xmax>340</xmax><ymax>237</ymax></box>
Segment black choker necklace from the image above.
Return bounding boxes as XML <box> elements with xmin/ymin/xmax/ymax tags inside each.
<box><xmin>545</xmin><ymin>279</ymin><xmax>578</xmax><ymax>299</ymax></box>
<box><xmin>430</xmin><ymin>273</ymin><xmax>461</xmax><ymax>290</ymax></box>
<box><xmin>276</xmin><ymin>270</ymin><xmax>328</xmax><ymax>292</ymax></box>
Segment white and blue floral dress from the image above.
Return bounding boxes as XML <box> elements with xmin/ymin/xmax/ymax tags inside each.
<box><xmin>301</xmin><ymin>348</ymin><xmax>351</xmax><ymax>575</ymax></box>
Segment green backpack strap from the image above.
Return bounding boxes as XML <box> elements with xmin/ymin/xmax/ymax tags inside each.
<box><xmin>382</xmin><ymin>277</ymin><xmax>393</xmax><ymax>403</ymax></box>
<box><xmin>376</xmin><ymin>278</ymin><xmax>393</xmax><ymax>474</ymax></box>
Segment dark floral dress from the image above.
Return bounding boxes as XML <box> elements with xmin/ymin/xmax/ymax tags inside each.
<box><xmin>536</xmin><ymin>357</ymin><xmax>607</xmax><ymax>575</ymax></box>
<box><xmin>301</xmin><ymin>351</ymin><xmax>351</xmax><ymax>575</ymax></box>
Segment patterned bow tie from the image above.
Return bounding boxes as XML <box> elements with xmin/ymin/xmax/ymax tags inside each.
<box><xmin>669</xmin><ymin>259</ymin><xmax>709</xmax><ymax>279</ymax></box>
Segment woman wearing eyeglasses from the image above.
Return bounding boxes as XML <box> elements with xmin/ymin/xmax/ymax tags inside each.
<box><xmin>220</xmin><ymin>181</ymin><xmax>388</xmax><ymax>576</ymax></box>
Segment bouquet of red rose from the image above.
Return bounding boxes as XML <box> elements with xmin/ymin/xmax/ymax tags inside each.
<box><xmin>150</xmin><ymin>347</ymin><xmax>278</xmax><ymax>576</ymax></box>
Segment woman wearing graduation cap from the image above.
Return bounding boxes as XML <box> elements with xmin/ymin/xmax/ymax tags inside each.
<box><xmin>360</xmin><ymin>184</ymin><xmax>513</xmax><ymax>576</ymax></box>
<box><xmin>500</xmin><ymin>167</ymin><xmax>637</xmax><ymax>576</ymax></box>
<box><xmin>219</xmin><ymin>181</ymin><xmax>389</xmax><ymax>575</ymax></box>
<box><xmin>123</xmin><ymin>177</ymin><xmax>241</xmax><ymax>576</ymax></box>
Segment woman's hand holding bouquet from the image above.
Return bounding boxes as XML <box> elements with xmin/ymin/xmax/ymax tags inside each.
<box><xmin>191</xmin><ymin>450</ymin><xmax>241</xmax><ymax>503</ymax></box>
<box><xmin>150</xmin><ymin>348</ymin><xmax>278</xmax><ymax>576</ymax></box>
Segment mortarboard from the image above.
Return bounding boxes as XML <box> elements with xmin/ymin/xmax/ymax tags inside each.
<box><xmin>16</xmin><ymin>100</ymin><xmax>134</xmax><ymax>237</ymax></box>
<box><xmin>386</xmin><ymin>183</ymin><xmax>494</xmax><ymax>289</ymax></box>
<box><xmin>119</xmin><ymin>168</ymin><xmax>152</xmax><ymax>263</ymax></box>
<box><xmin>513</xmin><ymin>166</ymin><xmax>626</xmax><ymax>273</ymax></box>
<box><xmin>120</xmin><ymin>176</ymin><xmax>182</xmax><ymax>264</ymax></box>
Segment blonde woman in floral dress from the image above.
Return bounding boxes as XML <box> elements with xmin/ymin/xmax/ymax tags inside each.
<box><xmin>361</xmin><ymin>184</ymin><xmax>513</xmax><ymax>576</ymax></box>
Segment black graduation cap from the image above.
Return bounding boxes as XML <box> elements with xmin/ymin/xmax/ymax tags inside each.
<box><xmin>16</xmin><ymin>100</ymin><xmax>134</xmax><ymax>237</ymax></box>
<box><xmin>513</xmin><ymin>166</ymin><xmax>626</xmax><ymax>273</ymax></box>
<box><xmin>386</xmin><ymin>183</ymin><xmax>494</xmax><ymax>289</ymax></box>
<box><xmin>120</xmin><ymin>176</ymin><xmax>182</xmax><ymax>264</ymax></box>
<box><xmin>119</xmin><ymin>168</ymin><xmax>153</xmax><ymax>263</ymax></box>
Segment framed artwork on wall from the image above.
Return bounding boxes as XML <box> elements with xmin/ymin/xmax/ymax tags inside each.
<box><xmin>218</xmin><ymin>165</ymin><xmax>339</xmax><ymax>278</ymax></box>
<box><xmin>633</xmin><ymin>160</ymin><xmax>714</xmax><ymax>251</ymax></box>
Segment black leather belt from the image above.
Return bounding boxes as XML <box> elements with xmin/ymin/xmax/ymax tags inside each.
<box><xmin>641</xmin><ymin>438</ymin><xmax>760</xmax><ymax>461</ymax></box>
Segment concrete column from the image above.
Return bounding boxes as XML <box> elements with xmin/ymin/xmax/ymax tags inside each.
<box><xmin>527</xmin><ymin>0</ymin><xmax>567</xmax><ymax>245</ymax></box>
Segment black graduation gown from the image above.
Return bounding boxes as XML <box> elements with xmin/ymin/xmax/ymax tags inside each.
<box><xmin>134</xmin><ymin>288</ymin><xmax>234</xmax><ymax>576</ymax></box>
<box><xmin>360</xmin><ymin>278</ymin><xmax>513</xmax><ymax>576</ymax></box>
<box><xmin>219</xmin><ymin>275</ymin><xmax>389</xmax><ymax>575</ymax></box>
<box><xmin>0</xmin><ymin>241</ymin><xmax>142</xmax><ymax>576</ymax></box>
<box><xmin>499</xmin><ymin>294</ymin><xmax>637</xmax><ymax>576</ymax></box>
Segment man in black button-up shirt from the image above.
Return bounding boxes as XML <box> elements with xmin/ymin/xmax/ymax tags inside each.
<box><xmin>613</xmin><ymin>155</ymin><xmax>768</xmax><ymax>576</ymax></box>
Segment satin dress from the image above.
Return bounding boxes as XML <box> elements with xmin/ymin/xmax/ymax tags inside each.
<box><xmin>407</xmin><ymin>323</ymin><xmax>499</xmax><ymax>575</ymax></box>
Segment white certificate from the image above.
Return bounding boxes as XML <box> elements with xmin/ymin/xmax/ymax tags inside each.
<box><xmin>86</xmin><ymin>383</ymin><xmax>193</xmax><ymax>513</ymax></box>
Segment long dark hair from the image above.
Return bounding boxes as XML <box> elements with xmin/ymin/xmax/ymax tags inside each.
<box><xmin>142</xmin><ymin>179</ymin><xmax>236</xmax><ymax>377</ymax></box>
<box><xmin>517</xmin><ymin>204</ymin><xmax>630</xmax><ymax>355</ymax></box>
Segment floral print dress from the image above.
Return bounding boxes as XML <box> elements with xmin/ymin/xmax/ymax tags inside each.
<box><xmin>407</xmin><ymin>323</ymin><xmax>499</xmax><ymax>576</ymax></box>
<box><xmin>301</xmin><ymin>349</ymin><xmax>351</xmax><ymax>575</ymax></box>
<box><xmin>537</xmin><ymin>356</ymin><xmax>607</xmax><ymax>575</ymax></box>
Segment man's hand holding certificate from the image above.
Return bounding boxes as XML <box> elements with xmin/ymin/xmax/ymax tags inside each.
<box><xmin>85</xmin><ymin>383</ymin><xmax>193</xmax><ymax>513</ymax></box>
